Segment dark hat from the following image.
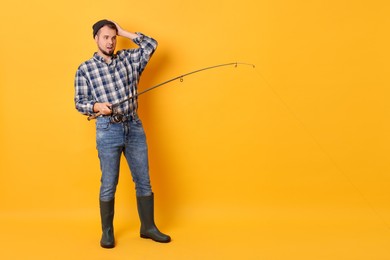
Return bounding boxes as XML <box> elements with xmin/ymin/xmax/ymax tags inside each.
<box><xmin>92</xmin><ymin>19</ymin><xmax>117</xmax><ymax>38</ymax></box>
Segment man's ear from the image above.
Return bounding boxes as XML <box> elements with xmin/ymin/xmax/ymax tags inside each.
<box><xmin>94</xmin><ymin>34</ymin><xmax>98</xmax><ymax>43</ymax></box>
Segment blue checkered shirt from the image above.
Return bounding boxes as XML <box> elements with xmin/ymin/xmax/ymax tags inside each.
<box><xmin>74</xmin><ymin>33</ymin><xmax>157</xmax><ymax>116</ymax></box>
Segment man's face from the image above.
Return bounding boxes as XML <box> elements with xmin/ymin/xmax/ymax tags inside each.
<box><xmin>95</xmin><ymin>26</ymin><xmax>117</xmax><ymax>57</ymax></box>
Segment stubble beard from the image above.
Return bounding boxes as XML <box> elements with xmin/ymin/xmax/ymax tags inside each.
<box><xmin>99</xmin><ymin>46</ymin><xmax>115</xmax><ymax>57</ymax></box>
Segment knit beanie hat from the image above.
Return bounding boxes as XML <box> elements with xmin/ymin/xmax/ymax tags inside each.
<box><xmin>92</xmin><ymin>19</ymin><xmax>117</xmax><ymax>38</ymax></box>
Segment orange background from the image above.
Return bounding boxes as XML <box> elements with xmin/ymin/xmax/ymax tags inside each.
<box><xmin>1</xmin><ymin>0</ymin><xmax>390</xmax><ymax>259</ymax></box>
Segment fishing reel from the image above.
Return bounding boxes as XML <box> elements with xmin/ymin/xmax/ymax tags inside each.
<box><xmin>110</xmin><ymin>113</ymin><xmax>128</xmax><ymax>123</ymax></box>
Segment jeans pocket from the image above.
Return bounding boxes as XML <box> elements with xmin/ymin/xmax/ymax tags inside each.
<box><xmin>96</xmin><ymin>121</ymin><xmax>110</xmax><ymax>130</ymax></box>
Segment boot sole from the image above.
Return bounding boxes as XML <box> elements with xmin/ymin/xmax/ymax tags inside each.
<box><xmin>100</xmin><ymin>243</ymin><xmax>115</xmax><ymax>248</ymax></box>
<box><xmin>140</xmin><ymin>234</ymin><xmax>171</xmax><ymax>243</ymax></box>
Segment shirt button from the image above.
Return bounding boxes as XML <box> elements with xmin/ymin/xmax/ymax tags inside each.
<box><xmin>115</xmin><ymin>87</ymin><xmax>119</xmax><ymax>91</ymax></box>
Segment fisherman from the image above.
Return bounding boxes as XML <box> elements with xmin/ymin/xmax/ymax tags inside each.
<box><xmin>74</xmin><ymin>19</ymin><xmax>171</xmax><ymax>248</ymax></box>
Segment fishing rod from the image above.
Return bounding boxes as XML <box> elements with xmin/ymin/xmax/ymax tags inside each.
<box><xmin>87</xmin><ymin>62</ymin><xmax>255</xmax><ymax>121</ymax></box>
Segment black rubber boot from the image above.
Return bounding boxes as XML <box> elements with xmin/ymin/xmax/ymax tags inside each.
<box><xmin>99</xmin><ymin>199</ymin><xmax>115</xmax><ymax>248</ymax></box>
<box><xmin>136</xmin><ymin>193</ymin><xmax>171</xmax><ymax>243</ymax></box>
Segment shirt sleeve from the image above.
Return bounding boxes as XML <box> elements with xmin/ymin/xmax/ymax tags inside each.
<box><xmin>129</xmin><ymin>33</ymin><xmax>158</xmax><ymax>75</ymax></box>
<box><xmin>74</xmin><ymin>67</ymin><xmax>95</xmax><ymax>115</ymax></box>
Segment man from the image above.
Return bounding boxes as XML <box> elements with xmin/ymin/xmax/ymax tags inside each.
<box><xmin>74</xmin><ymin>19</ymin><xmax>171</xmax><ymax>248</ymax></box>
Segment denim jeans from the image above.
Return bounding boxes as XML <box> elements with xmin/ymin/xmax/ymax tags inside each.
<box><xmin>96</xmin><ymin>115</ymin><xmax>152</xmax><ymax>201</ymax></box>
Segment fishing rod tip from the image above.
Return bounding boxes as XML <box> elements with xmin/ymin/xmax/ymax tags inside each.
<box><xmin>235</xmin><ymin>62</ymin><xmax>256</xmax><ymax>68</ymax></box>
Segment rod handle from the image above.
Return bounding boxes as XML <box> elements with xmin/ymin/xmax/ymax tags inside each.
<box><xmin>87</xmin><ymin>112</ymin><xmax>101</xmax><ymax>121</ymax></box>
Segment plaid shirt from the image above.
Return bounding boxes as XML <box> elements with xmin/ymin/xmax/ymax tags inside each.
<box><xmin>74</xmin><ymin>33</ymin><xmax>157</xmax><ymax>116</ymax></box>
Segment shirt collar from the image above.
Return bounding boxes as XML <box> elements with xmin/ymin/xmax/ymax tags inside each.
<box><xmin>93</xmin><ymin>52</ymin><xmax>117</xmax><ymax>65</ymax></box>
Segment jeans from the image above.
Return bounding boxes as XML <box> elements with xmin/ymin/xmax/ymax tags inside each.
<box><xmin>96</xmin><ymin>115</ymin><xmax>152</xmax><ymax>201</ymax></box>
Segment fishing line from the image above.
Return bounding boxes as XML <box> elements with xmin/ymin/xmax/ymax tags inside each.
<box><xmin>255</xmin><ymin>69</ymin><xmax>390</xmax><ymax>230</ymax></box>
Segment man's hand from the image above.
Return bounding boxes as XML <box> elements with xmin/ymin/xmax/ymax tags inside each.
<box><xmin>93</xmin><ymin>102</ymin><xmax>112</xmax><ymax>115</ymax></box>
<box><xmin>110</xmin><ymin>20</ymin><xmax>139</xmax><ymax>40</ymax></box>
<box><xmin>111</xmin><ymin>21</ymin><xmax>125</xmax><ymax>36</ymax></box>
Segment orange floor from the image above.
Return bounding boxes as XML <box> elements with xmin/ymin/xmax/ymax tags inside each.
<box><xmin>1</xmin><ymin>203</ymin><xmax>389</xmax><ymax>260</ymax></box>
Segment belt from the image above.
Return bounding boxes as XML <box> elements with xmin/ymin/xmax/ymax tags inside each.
<box><xmin>108</xmin><ymin>113</ymin><xmax>137</xmax><ymax>123</ymax></box>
